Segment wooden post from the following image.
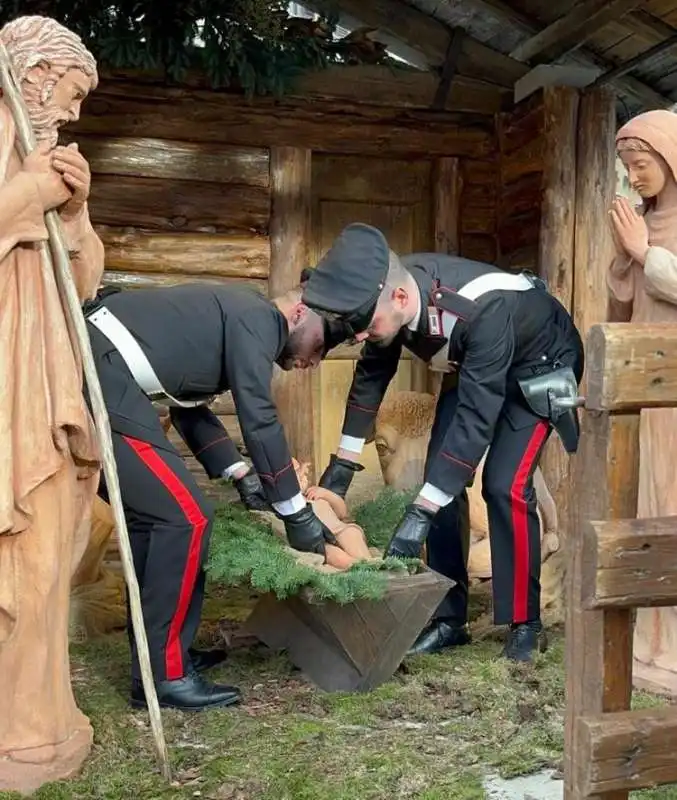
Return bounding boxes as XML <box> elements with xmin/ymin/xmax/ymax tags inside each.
<box><xmin>420</xmin><ymin>156</ymin><xmax>463</xmax><ymax>396</ymax></box>
<box><xmin>563</xmin><ymin>323</ymin><xmax>668</xmax><ymax>799</ymax></box>
<box><xmin>572</xmin><ymin>87</ymin><xmax>617</xmax><ymax>345</ymax></box>
<box><xmin>269</xmin><ymin>147</ymin><xmax>316</xmax><ymax>481</ymax></box>
<box><xmin>537</xmin><ymin>86</ymin><xmax>580</xmax><ymax>567</ymax></box>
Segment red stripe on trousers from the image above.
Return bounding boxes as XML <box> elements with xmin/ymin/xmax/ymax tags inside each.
<box><xmin>510</xmin><ymin>422</ymin><xmax>549</xmax><ymax>623</ymax></box>
<box><xmin>123</xmin><ymin>436</ymin><xmax>208</xmax><ymax>680</ymax></box>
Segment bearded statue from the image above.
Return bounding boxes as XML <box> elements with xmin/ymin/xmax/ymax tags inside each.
<box><xmin>0</xmin><ymin>15</ymin><xmax>104</xmax><ymax>795</ymax></box>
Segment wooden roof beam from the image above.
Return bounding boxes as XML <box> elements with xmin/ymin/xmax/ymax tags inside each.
<box><xmin>591</xmin><ymin>33</ymin><xmax>677</xmax><ymax>88</ymax></box>
<box><xmin>509</xmin><ymin>0</ymin><xmax>646</xmax><ymax>65</ymax></box>
<box><xmin>467</xmin><ymin>0</ymin><xmax>672</xmax><ymax>108</ymax></box>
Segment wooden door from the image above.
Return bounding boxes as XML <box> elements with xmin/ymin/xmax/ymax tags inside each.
<box><xmin>310</xmin><ymin>155</ymin><xmax>434</xmax><ymax>477</ymax></box>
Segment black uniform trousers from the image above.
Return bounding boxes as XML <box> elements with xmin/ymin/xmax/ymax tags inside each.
<box><xmin>94</xmin><ymin>353</ymin><xmax>214</xmax><ymax>683</ymax></box>
<box><xmin>426</xmin><ymin>385</ymin><xmax>550</xmax><ymax>627</ymax></box>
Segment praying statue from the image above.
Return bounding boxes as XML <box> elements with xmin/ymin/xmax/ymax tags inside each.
<box><xmin>0</xmin><ymin>15</ymin><xmax>104</xmax><ymax>794</ymax></box>
<box><xmin>608</xmin><ymin>108</ymin><xmax>677</xmax><ymax>696</ymax></box>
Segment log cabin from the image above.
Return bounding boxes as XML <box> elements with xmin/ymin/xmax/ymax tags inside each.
<box><xmin>65</xmin><ymin>0</ymin><xmax>677</xmax><ymax>526</ymax></box>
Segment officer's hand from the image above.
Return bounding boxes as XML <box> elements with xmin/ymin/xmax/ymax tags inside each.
<box><xmin>233</xmin><ymin>468</ymin><xmax>270</xmax><ymax>511</ymax></box>
<box><xmin>284</xmin><ymin>505</ymin><xmax>338</xmax><ymax>555</ymax></box>
<box><xmin>318</xmin><ymin>453</ymin><xmax>364</xmax><ymax>498</ymax></box>
<box><xmin>384</xmin><ymin>504</ymin><xmax>436</xmax><ymax>560</ymax></box>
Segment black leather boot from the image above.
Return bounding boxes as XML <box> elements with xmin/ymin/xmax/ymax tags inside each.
<box><xmin>130</xmin><ymin>671</ymin><xmax>242</xmax><ymax>712</ymax></box>
<box><xmin>503</xmin><ymin>620</ymin><xmax>547</xmax><ymax>663</ymax></box>
<box><xmin>406</xmin><ymin>620</ymin><xmax>472</xmax><ymax>656</ymax></box>
<box><xmin>188</xmin><ymin>647</ymin><xmax>228</xmax><ymax>673</ymax></box>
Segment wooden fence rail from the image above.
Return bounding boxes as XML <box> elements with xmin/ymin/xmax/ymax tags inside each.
<box><xmin>564</xmin><ymin>322</ymin><xmax>677</xmax><ymax>800</ymax></box>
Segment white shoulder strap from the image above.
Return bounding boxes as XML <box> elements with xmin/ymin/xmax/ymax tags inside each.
<box><xmin>87</xmin><ymin>307</ymin><xmax>211</xmax><ymax>408</ymax></box>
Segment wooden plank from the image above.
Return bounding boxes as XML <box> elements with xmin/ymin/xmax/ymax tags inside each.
<box><xmin>585</xmin><ymin>323</ymin><xmax>677</xmax><ymax>412</ymax></box>
<box><xmin>74</xmin><ymin>82</ymin><xmax>495</xmax><ymax>159</ymax></box>
<box><xmin>101</xmin><ymin>270</ymin><xmax>267</xmax><ymax>293</ymax></box>
<box><xmin>97</xmin><ymin>227</ymin><xmax>269</xmax><ymax>278</ymax></box>
<box><xmin>537</xmin><ymin>86</ymin><xmax>579</xmax><ymax>583</ymax></box>
<box><xmin>293</xmin><ymin>66</ymin><xmax>507</xmax><ymax>114</ymax></box>
<box><xmin>577</xmin><ymin>707</ymin><xmax>677</xmax><ymax>795</ymax></box>
<box><xmin>572</xmin><ymin>88</ymin><xmax>617</xmax><ymax>357</ymax></box>
<box><xmin>594</xmin><ymin>32</ymin><xmax>677</xmax><ymax>86</ymax></box>
<box><xmin>582</xmin><ymin>516</ymin><xmax>677</xmax><ymax>608</ymax></box>
<box><xmin>88</xmin><ymin>174</ymin><xmax>269</xmax><ymax>235</ymax></box>
<box><xmin>312</xmin><ymin>156</ymin><xmax>431</xmax><ymax>205</ymax></box>
<box><xmin>269</xmin><ymin>147</ymin><xmax>316</xmax><ymax>480</ymax></box>
<box><xmin>501</xmin><ymin>140</ymin><xmax>544</xmax><ymax>184</ymax></box>
<box><xmin>509</xmin><ymin>0</ymin><xmax>646</xmax><ymax>65</ymax></box>
<box><xmin>433</xmin><ymin>157</ymin><xmax>462</xmax><ymax>256</ymax></box>
<box><xmin>64</xmin><ymin>133</ymin><xmax>269</xmax><ymax>186</ymax></box>
<box><xmin>564</xmin><ymin>411</ymin><xmax>639</xmax><ymax>800</ymax></box>
<box><xmin>329</xmin><ymin>341</ymin><xmax>413</xmax><ymax>361</ymax></box>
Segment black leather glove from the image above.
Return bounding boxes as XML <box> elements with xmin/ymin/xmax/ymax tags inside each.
<box><xmin>284</xmin><ymin>505</ymin><xmax>338</xmax><ymax>555</ymax></box>
<box><xmin>318</xmin><ymin>453</ymin><xmax>364</xmax><ymax>498</ymax></box>
<box><xmin>232</xmin><ymin>468</ymin><xmax>269</xmax><ymax>511</ymax></box>
<box><xmin>384</xmin><ymin>503</ymin><xmax>437</xmax><ymax>560</ymax></box>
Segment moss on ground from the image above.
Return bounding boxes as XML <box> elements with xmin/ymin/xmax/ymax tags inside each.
<box><xmin>1</xmin><ymin>490</ymin><xmax>674</xmax><ymax>800</ymax></box>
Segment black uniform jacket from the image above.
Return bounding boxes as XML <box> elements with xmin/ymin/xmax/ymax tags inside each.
<box><xmin>87</xmin><ymin>284</ymin><xmax>301</xmax><ymax>505</ymax></box>
<box><xmin>341</xmin><ymin>254</ymin><xmax>584</xmax><ymax>499</ymax></box>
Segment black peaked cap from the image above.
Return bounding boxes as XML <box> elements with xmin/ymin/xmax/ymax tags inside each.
<box><xmin>302</xmin><ymin>223</ymin><xmax>390</xmax><ymax>333</ymax></box>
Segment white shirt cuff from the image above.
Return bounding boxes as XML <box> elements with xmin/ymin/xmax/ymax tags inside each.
<box><xmin>339</xmin><ymin>434</ymin><xmax>365</xmax><ymax>454</ymax></box>
<box><xmin>222</xmin><ymin>461</ymin><xmax>248</xmax><ymax>480</ymax></box>
<box><xmin>419</xmin><ymin>483</ymin><xmax>454</xmax><ymax>507</ymax></box>
<box><xmin>272</xmin><ymin>492</ymin><xmax>306</xmax><ymax>516</ymax></box>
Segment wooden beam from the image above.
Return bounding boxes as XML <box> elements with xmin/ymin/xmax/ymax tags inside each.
<box><xmin>468</xmin><ymin>0</ymin><xmax>672</xmax><ymax>108</ymax></box>
<box><xmin>509</xmin><ymin>0</ymin><xmax>645</xmax><ymax>65</ymax></box>
<box><xmin>96</xmin><ymin>227</ymin><xmax>270</xmax><ymax>278</ymax></box>
<box><xmin>63</xmin><ymin>133</ymin><xmax>270</xmax><ymax>186</ymax></box>
<box><xmin>537</xmin><ymin>85</ymin><xmax>579</xmax><ymax>563</ymax></box>
<box><xmin>432</xmin><ymin>28</ymin><xmax>465</xmax><ymax>110</ymax></box>
<box><xmin>577</xmin><ymin>707</ymin><xmax>677</xmax><ymax>795</ymax></box>
<box><xmin>585</xmin><ymin>324</ymin><xmax>677</xmax><ymax>412</ymax></box>
<box><xmin>581</xmin><ymin>516</ymin><xmax>677</xmax><ymax>609</ymax></box>
<box><xmin>73</xmin><ymin>80</ymin><xmax>495</xmax><ymax>159</ymax></box>
<box><xmin>101</xmin><ymin>270</ymin><xmax>267</xmax><ymax>293</ymax></box>
<box><xmin>308</xmin><ymin>0</ymin><xmax>527</xmax><ymax>88</ymax></box>
<box><xmin>572</xmin><ymin>88</ymin><xmax>617</xmax><ymax>352</ymax></box>
<box><xmin>268</xmin><ymin>147</ymin><xmax>316</xmax><ymax>481</ymax></box>
<box><xmin>99</xmin><ymin>65</ymin><xmax>507</xmax><ymax>115</ymax></box>
<box><xmin>592</xmin><ymin>33</ymin><xmax>677</xmax><ymax>88</ymax></box>
<box><xmin>565</xmin><ymin>411</ymin><xmax>638</xmax><ymax>800</ymax></box>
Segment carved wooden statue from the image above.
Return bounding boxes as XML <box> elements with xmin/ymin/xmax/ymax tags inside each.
<box><xmin>370</xmin><ymin>391</ymin><xmax>562</xmax><ymax>613</ymax></box>
<box><xmin>608</xmin><ymin>109</ymin><xmax>677</xmax><ymax>696</ymax></box>
<box><xmin>0</xmin><ymin>16</ymin><xmax>103</xmax><ymax>794</ymax></box>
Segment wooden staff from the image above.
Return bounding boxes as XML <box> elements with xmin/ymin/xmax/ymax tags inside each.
<box><xmin>0</xmin><ymin>43</ymin><xmax>171</xmax><ymax>781</ymax></box>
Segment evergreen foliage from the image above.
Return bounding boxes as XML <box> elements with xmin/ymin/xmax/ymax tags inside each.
<box><xmin>1</xmin><ymin>1</ymin><xmax>393</xmax><ymax>96</ymax></box>
<box><xmin>207</xmin><ymin>497</ymin><xmax>423</xmax><ymax>604</ymax></box>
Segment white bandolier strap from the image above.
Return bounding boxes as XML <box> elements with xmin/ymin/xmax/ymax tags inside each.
<box><xmin>87</xmin><ymin>306</ymin><xmax>211</xmax><ymax>408</ymax></box>
<box><xmin>431</xmin><ymin>271</ymin><xmax>536</xmax><ymax>373</ymax></box>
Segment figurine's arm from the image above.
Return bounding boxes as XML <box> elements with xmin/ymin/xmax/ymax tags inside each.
<box><xmin>643</xmin><ymin>246</ymin><xmax>677</xmax><ymax>306</ymax></box>
<box><xmin>60</xmin><ymin>203</ymin><xmax>105</xmax><ymax>302</ymax></box>
<box><xmin>0</xmin><ymin>172</ymin><xmax>49</xmax><ymax>261</ymax></box>
<box><xmin>306</xmin><ymin>486</ymin><xmax>348</xmax><ymax>520</ymax></box>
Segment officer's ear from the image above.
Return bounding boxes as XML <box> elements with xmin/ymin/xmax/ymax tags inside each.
<box><xmin>391</xmin><ymin>286</ymin><xmax>410</xmax><ymax>310</ymax></box>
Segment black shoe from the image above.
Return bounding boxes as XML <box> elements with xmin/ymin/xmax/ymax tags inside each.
<box><xmin>503</xmin><ymin>620</ymin><xmax>547</xmax><ymax>663</ymax></box>
<box><xmin>188</xmin><ymin>647</ymin><xmax>228</xmax><ymax>673</ymax></box>
<box><xmin>130</xmin><ymin>671</ymin><xmax>242</xmax><ymax>712</ymax></box>
<box><xmin>406</xmin><ymin>620</ymin><xmax>472</xmax><ymax>656</ymax></box>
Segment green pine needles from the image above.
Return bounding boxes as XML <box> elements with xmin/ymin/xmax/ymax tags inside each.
<box><xmin>207</xmin><ymin>493</ymin><xmax>423</xmax><ymax>605</ymax></box>
<box><xmin>2</xmin><ymin>1</ymin><xmax>390</xmax><ymax>96</ymax></box>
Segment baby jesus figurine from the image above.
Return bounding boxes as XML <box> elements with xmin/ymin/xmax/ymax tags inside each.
<box><xmin>292</xmin><ymin>459</ymin><xmax>373</xmax><ymax>570</ymax></box>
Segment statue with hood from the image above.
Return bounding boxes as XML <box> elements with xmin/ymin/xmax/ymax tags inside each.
<box><xmin>609</xmin><ymin>108</ymin><xmax>677</xmax><ymax>696</ymax></box>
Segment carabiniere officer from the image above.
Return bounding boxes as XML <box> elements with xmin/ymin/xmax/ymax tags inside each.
<box><xmin>302</xmin><ymin>223</ymin><xmax>584</xmax><ymax>663</ymax></box>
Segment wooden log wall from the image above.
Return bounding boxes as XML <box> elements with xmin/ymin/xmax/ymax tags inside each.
<box><xmin>497</xmin><ymin>91</ymin><xmax>545</xmax><ymax>270</ymax></box>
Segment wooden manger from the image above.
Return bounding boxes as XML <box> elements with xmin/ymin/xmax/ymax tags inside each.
<box><xmin>564</xmin><ymin>323</ymin><xmax>677</xmax><ymax>799</ymax></box>
<box><xmin>245</xmin><ymin>568</ymin><xmax>453</xmax><ymax>693</ymax></box>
